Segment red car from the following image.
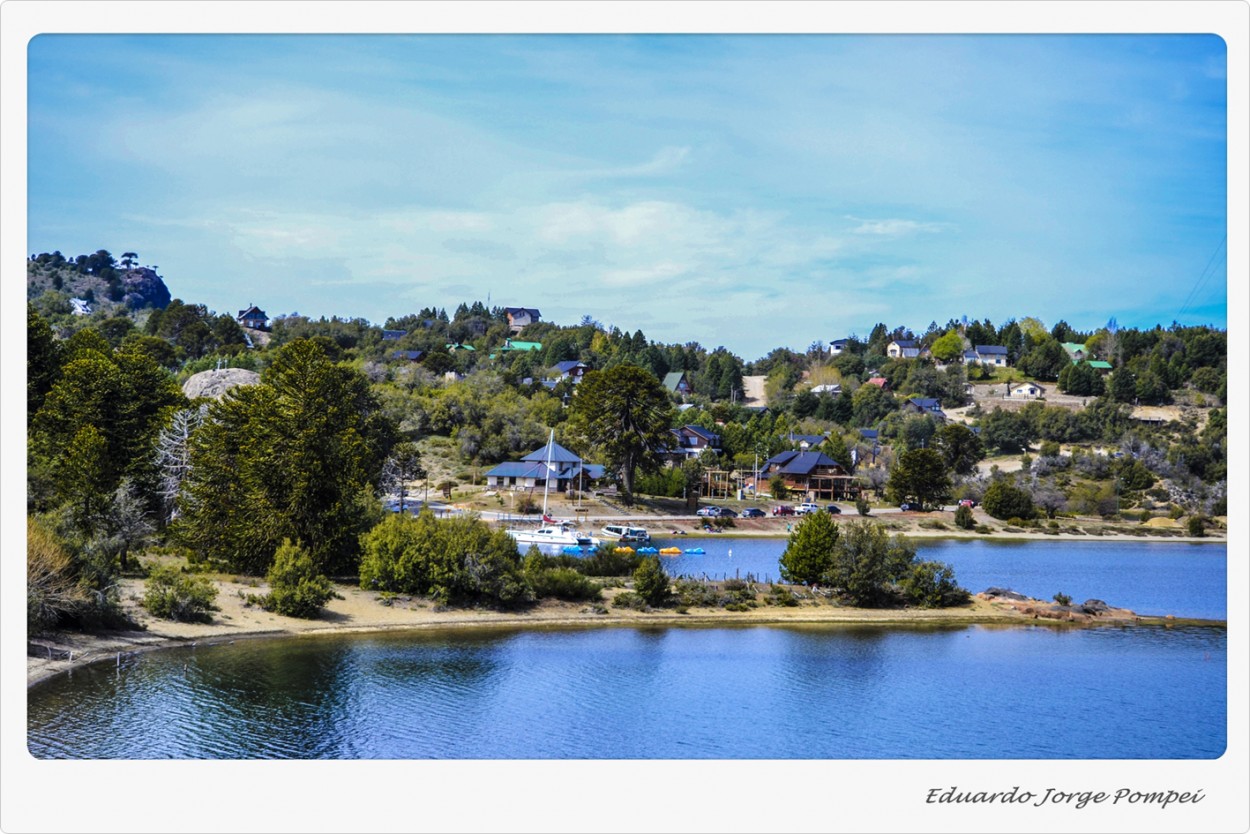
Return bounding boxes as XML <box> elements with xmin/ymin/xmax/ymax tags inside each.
<box><xmin>958</xmin><ymin>499</ymin><xmax>977</xmax><ymax>508</ymax></box>
<box><xmin>772</xmin><ymin>505</ymin><xmax>796</xmax><ymax>516</ymax></box>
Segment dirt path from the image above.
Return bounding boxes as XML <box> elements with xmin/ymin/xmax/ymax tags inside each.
<box><xmin>741</xmin><ymin>374</ymin><xmax>767</xmax><ymax>406</ymax></box>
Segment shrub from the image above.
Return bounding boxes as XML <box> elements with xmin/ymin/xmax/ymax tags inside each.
<box><xmin>261</xmin><ymin>539</ymin><xmax>335</xmax><ymax>619</ymax></box>
<box><xmin>27</xmin><ymin>517</ymin><xmax>88</xmax><ymax>633</ymax></box>
<box><xmin>143</xmin><ymin>564</ymin><xmax>219</xmax><ymax>623</ymax></box>
<box><xmin>764</xmin><ymin>584</ymin><xmax>799</xmax><ymax>607</ymax></box>
<box><xmin>1186</xmin><ymin>516</ymin><xmax>1206</xmax><ymax>537</ymax></box>
<box><xmin>632</xmin><ymin>556</ymin><xmax>672</xmax><ymax>607</ymax></box>
<box><xmin>982</xmin><ymin>480</ymin><xmax>1036</xmax><ymax>520</ymax></box>
<box><xmin>524</xmin><ymin>557</ymin><xmax>601</xmax><ymax>602</ymax></box>
<box><xmin>611</xmin><ymin>591</ymin><xmax>647</xmax><ymax>610</ymax></box>
<box><xmin>856</xmin><ymin>496</ymin><xmax>871</xmax><ymax>516</ymax></box>
<box><xmin>575</xmin><ymin>545</ymin><xmax>644</xmax><ymax>577</ymax></box>
<box><xmin>954</xmin><ymin>505</ymin><xmax>975</xmax><ymax>530</ymax></box>
<box><xmin>1052</xmin><ymin>592</ymin><xmax>1073</xmax><ymax>606</ymax></box>
<box><xmin>901</xmin><ymin>561</ymin><xmax>969</xmax><ymax>608</ymax></box>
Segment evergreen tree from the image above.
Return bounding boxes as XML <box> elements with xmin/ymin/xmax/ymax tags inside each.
<box><xmin>780</xmin><ymin>510</ymin><xmax>840</xmax><ymax>585</ymax></box>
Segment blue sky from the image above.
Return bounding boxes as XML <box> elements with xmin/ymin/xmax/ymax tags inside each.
<box><xmin>27</xmin><ymin>34</ymin><xmax>1227</xmax><ymax>360</ymax></box>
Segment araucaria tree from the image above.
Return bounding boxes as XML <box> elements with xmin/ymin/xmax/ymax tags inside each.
<box><xmin>566</xmin><ymin>364</ymin><xmax>673</xmax><ymax>504</ymax></box>
<box><xmin>177</xmin><ymin>339</ymin><xmax>396</xmax><ymax>575</ymax></box>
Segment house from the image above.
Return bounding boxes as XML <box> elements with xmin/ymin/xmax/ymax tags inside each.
<box><xmin>757</xmin><ymin>451</ymin><xmax>858</xmax><ymax>501</ymax></box>
<box><xmin>237</xmin><ymin>304</ymin><xmax>268</xmax><ymax>330</ymax></box>
<box><xmin>661</xmin><ymin>425</ymin><xmax>722</xmax><ymax>464</ymax></box>
<box><xmin>490</xmin><ymin>339</ymin><xmax>543</xmax><ymax>359</ymax></box>
<box><xmin>69</xmin><ymin>298</ymin><xmax>92</xmax><ymax>316</ymax></box>
<box><xmin>973</xmin><ymin>345</ymin><xmax>1009</xmax><ymax>367</ymax></box>
<box><xmin>484</xmin><ymin>440</ymin><xmax>604</xmax><ymax>492</ymax></box>
<box><xmin>504</xmin><ymin>307</ymin><xmax>541</xmax><ymax>334</ymax></box>
<box><xmin>549</xmin><ymin>360</ymin><xmax>590</xmax><ymax>383</ymax></box>
<box><xmin>903</xmin><ymin>397</ymin><xmax>947</xmax><ymax>421</ymax></box>
<box><xmin>810</xmin><ymin>383</ymin><xmax>842</xmax><ymax>396</ymax></box>
<box><xmin>1008</xmin><ymin>382</ymin><xmax>1046</xmax><ymax>399</ymax></box>
<box><xmin>786</xmin><ymin>432</ymin><xmax>828</xmax><ymax>451</ymax></box>
<box><xmin>829</xmin><ymin>338</ymin><xmax>851</xmax><ymax>355</ymax></box>
<box><xmin>863</xmin><ymin>376</ymin><xmax>890</xmax><ymax>391</ymax></box>
<box><xmin>663</xmin><ymin>371</ymin><xmax>692</xmax><ymax>396</ymax></box>
<box><xmin>1087</xmin><ymin>360</ymin><xmax>1113</xmax><ymax>372</ymax></box>
<box><xmin>887</xmin><ymin>339</ymin><xmax>920</xmax><ymax>360</ymax></box>
<box><xmin>391</xmin><ymin>350</ymin><xmax>424</xmax><ymax>362</ymax></box>
<box><xmin>1060</xmin><ymin>342</ymin><xmax>1088</xmax><ymax>362</ymax></box>
<box><xmin>381</xmin><ymin>329</ymin><xmax>408</xmax><ymax>341</ymax></box>
<box><xmin>445</xmin><ymin>343</ymin><xmax>476</xmax><ymax>352</ymax></box>
<box><xmin>858</xmin><ymin>428</ymin><xmax>879</xmax><ymax>442</ymax></box>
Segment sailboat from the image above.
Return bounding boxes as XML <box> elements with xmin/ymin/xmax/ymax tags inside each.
<box><xmin>507</xmin><ymin>431</ymin><xmax>600</xmax><ymax>549</ymax></box>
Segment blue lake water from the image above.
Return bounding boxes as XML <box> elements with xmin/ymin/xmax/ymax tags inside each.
<box><xmin>28</xmin><ymin>540</ymin><xmax>1227</xmax><ymax>760</ymax></box>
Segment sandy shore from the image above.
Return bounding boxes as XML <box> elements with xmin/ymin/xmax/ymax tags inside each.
<box><xmin>27</xmin><ymin>573</ymin><xmax>1221</xmax><ymax>688</ymax></box>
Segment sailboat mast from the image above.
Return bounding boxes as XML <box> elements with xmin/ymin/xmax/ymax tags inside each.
<box><xmin>542</xmin><ymin>429</ymin><xmax>554</xmax><ymax>518</ymax></box>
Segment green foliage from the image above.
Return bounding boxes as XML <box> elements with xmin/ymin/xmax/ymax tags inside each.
<box><xmin>1052</xmin><ymin>592</ymin><xmax>1073</xmax><ymax>606</ymax></box>
<box><xmin>1186</xmin><ymin>516</ymin><xmax>1206</xmax><ymax>537</ymax></box>
<box><xmin>359</xmin><ymin>510</ymin><xmax>531</xmax><ymax>607</ymax></box>
<box><xmin>930</xmin><ymin>330</ymin><xmax>965</xmax><ymax>362</ymax></box>
<box><xmin>522</xmin><ymin>552</ymin><xmax>602</xmax><ymax>601</ymax></box>
<box><xmin>901</xmin><ymin>561</ymin><xmax>969</xmax><ymax>608</ymax></box>
<box><xmin>768</xmin><ymin>474</ymin><xmax>789</xmax><ymax>500</ymax></box>
<box><xmin>780</xmin><ymin>510</ymin><xmax>840</xmax><ymax>585</ymax></box>
<box><xmin>572</xmin><ymin>545</ymin><xmax>644</xmax><ymax>577</ymax></box>
<box><xmin>978</xmin><ymin>408</ymin><xmax>1033</xmax><ymax>454</ymax></box>
<box><xmin>261</xmin><ymin>539</ymin><xmax>336</xmax><ymax>619</ymax></box>
<box><xmin>954</xmin><ymin>504</ymin><xmax>975</xmax><ymax>530</ymax></box>
<box><xmin>565</xmin><ymin>364</ymin><xmax>674</xmax><ymax>504</ymax></box>
<box><xmin>855</xmin><ymin>495</ymin><xmax>871</xmax><ymax>516</ymax></box>
<box><xmin>177</xmin><ymin>339</ymin><xmax>396</xmax><ymax>576</ymax></box>
<box><xmin>886</xmin><ymin>448</ymin><xmax>952</xmax><ymax>510</ymax></box>
<box><xmin>982</xmin><ymin>480</ymin><xmax>1036</xmax><ymax>521</ymax></box>
<box><xmin>826</xmin><ymin>521</ymin><xmax>920</xmax><ymax>607</ymax></box>
<box><xmin>934</xmin><ymin>423</ymin><xmax>985</xmax><ymax>475</ymax></box>
<box><xmin>632</xmin><ymin>556</ymin><xmax>672</xmax><ymax>607</ymax></box>
<box><xmin>143</xmin><ymin>564</ymin><xmax>219</xmax><ymax>623</ymax></box>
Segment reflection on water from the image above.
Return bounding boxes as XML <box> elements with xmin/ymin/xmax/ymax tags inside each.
<box><xmin>29</xmin><ymin>624</ymin><xmax>1225</xmax><ymax>760</ymax></box>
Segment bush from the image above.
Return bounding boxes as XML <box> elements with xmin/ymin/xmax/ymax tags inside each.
<box><xmin>856</xmin><ymin>496</ymin><xmax>871</xmax><ymax>516</ymax></box>
<box><xmin>764</xmin><ymin>584</ymin><xmax>799</xmax><ymax>607</ymax></box>
<box><xmin>953</xmin><ymin>505</ymin><xmax>975</xmax><ymax>530</ymax></box>
<box><xmin>261</xmin><ymin>539</ymin><xmax>335</xmax><ymax>619</ymax></box>
<box><xmin>1186</xmin><ymin>516</ymin><xmax>1206</xmax><ymax>537</ymax></box>
<box><xmin>27</xmin><ymin>517</ymin><xmax>88</xmax><ymax>633</ymax></box>
<box><xmin>575</xmin><ymin>545</ymin><xmax>644</xmax><ymax>577</ymax></box>
<box><xmin>982</xmin><ymin>480</ymin><xmax>1036</xmax><ymax>520</ymax></box>
<box><xmin>523</xmin><ymin>553</ymin><xmax>602</xmax><ymax>602</ymax></box>
<box><xmin>611</xmin><ymin>591</ymin><xmax>647</xmax><ymax>610</ymax></box>
<box><xmin>1053</xmin><ymin>592</ymin><xmax>1073</xmax><ymax>606</ymax></box>
<box><xmin>143</xmin><ymin>564</ymin><xmax>219</xmax><ymax>623</ymax></box>
<box><xmin>902</xmin><ymin>561</ymin><xmax>969</xmax><ymax>608</ymax></box>
<box><xmin>632</xmin><ymin>556</ymin><xmax>672</xmax><ymax>607</ymax></box>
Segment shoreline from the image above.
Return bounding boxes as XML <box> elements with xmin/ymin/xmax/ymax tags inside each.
<box><xmin>28</xmin><ymin>579</ymin><xmax>1226</xmax><ymax>688</ymax></box>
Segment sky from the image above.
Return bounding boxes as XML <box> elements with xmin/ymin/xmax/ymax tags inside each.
<box><xmin>26</xmin><ymin>34</ymin><xmax>1228</xmax><ymax>361</ymax></box>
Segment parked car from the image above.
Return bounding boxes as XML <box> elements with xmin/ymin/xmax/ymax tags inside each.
<box><xmin>899</xmin><ymin>502</ymin><xmax>914</xmax><ymax>512</ymax></box>
<box><xmin>740</xmin><ymin>507</ymin><xmax>766</xmax><ymax>518</ymax></box>
<box><xmin>772</xmin><ymin>505</ymin><xmax>796</xmax><ymax>516</ymax></box>
<box><xmin>795</xmin><ymin>503</ymin><xmax>821</xmax><ymax>515</ymax></box>
<box><xmin>958</xmin><ymin>499</ymin><xmax>977</xmax><ymax>508</ymax></box>
<box><xmin>825</xmin><ymin>504</ymin><xmax>843</xmax><ymax>514</ymax></box>
<box><xmin>718</xmin><ymin>508</ymin><xmax>739</xmax><ymax>518</ymax></box>
<box><xmin>695</xmin><ymin>506</ymin><xmax>721</xmax><ymax>517</ymax></box>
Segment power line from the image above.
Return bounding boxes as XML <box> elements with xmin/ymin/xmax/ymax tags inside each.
<box><xmin>1177</xmin><ymin>234</ymin><xmax>1226</xmax><ymax>320</ymax></box>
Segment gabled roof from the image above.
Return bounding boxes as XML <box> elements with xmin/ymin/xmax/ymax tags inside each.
<box><xmin>678</xmin><ymin>424</ymin><xmax>720</xmax><ymax>443</ymax></box>
<box><xmin>830</xmin><ymin>338</ymin><xmax>850</xmax><ymax>346</ymax></box>
<box><xmin>381</xmin><ymin>329</ymin><xmax>408</xmax><ymax>340</ymax></box>
<box><xmin>864</xmin><ymin>377</ymin><xmax>889</xmax><ymax>388</ymax></box>
<box><xmin>504</xmin><ymin>307</ymin><xmax>541</xmax><ymax>317</ymax></box>
<box><xmin>974</xmin><ymin>345</ymin><xmax>1007</xmax><ymax>355</ymax></box>
<box><xmin>663</xmin><ymin>371</ymin><xmax>689</xmax><ymax>390</ymax></box>
<box><xmin>908</xmin><ymin>397</ymin><xmax>942</xmax><ymax>410</ymax></box>
<box><xmin>500</xmin><ymin>340</ymin><xmax>542</xmax><ymax>351</ymax></box>
<box><xmin>552</xmin><ymin>360</ymin><xmax>587</xmax><ymax>373</ymax></box>
<box><xmin>521</xmin><ymin>441</ymin><xmax>584</xmax><ymax>464</ymax></box>
<box><xmin>764</xmin><ymin>450</ymin><xmax>842</xmax><ymax>476</ymax></box>
<box><xmin>1087</xmin><ymin>360</ymin><xmax>1113</xmax><ymax>370</ymax></box>
<box><xmin>787</xmin><ymin>432</ymin><xmax>827</xmax><ymax>446</ymax></box>
<box><xmin>891</xmin><ymin>339</ymin><xmax>918</xmax><ymax>348</ymax></box>
<box><xmin>858</xmin><ymin>428</ymin><xmax>879</xmax><ymax>440</ymax></box>
<box><xmin>391</xmin><ymin>350</ymin><xmax>424</xmax><ymax>361</ymax></box>
<box><xmin>238</xmin><ymin>305</ymin><xmax>267</xmax><ymax>319</ymax></box>
<box><xmin>1061</xmin><ymin>342</ymin><xmax>1088</xmax><ymax>356</ymax></box>
<box><xmin>484</xmin><ymin>461</ymin><xmax>552</xmax><ymax>480</ymax></box>
<box><xmin>446</xmin><ymin>343</ymin><xmax>476</xmax><ymax>351</ymax></box>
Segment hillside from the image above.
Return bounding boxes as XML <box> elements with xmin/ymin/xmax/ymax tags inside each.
<box><xmin>27</xmin><ymin>250</ymin><xmax>171</xmax><ymax>317</ymax></box>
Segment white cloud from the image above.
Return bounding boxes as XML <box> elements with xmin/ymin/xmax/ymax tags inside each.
<box><xmin>849</xmin><ymin>217</ymin><xmax>950</xmax><ymax>236</ymax></box>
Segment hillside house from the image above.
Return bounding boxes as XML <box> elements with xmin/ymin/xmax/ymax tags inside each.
<box><xmin>491</xmin><ymin>339</ymin><xmax>543</xmax><ymax>359</ymax></box>
<box><xmin>887</xmin><ymin>339</ymin><xmax>921</xmax><ymax>360</ymax></box>
<box><xmin>973</xmin><ymin>345</ymin><xmax>1009</xmax><ymax>367</ymax></box>
<box><xmin>549</xmin><ymin>360</ymin><xmax>589</xmax><ymax>384</ymax></box>
<box><xmin>903</xmin><ymin>397</ymin><xmax>947</xmax><ymax>421</ymax></box>
<box><xmin>1008</xmin><ymin>382</ymin><xmax>1046</xmax><ymax>400</ymax></box>
<box><xmin>504</xmin><ymin>307</ymin><xmax>541</xmax><ymax>334</ymax></box>
<box><xmin>829</xmin><ymin>338</ymin><xmax>850</xmax><ymax>355</ymax></box>
<box><xmin>391</xmin><ymin>350</ymin><xmax>424</xmax><ymax>362</ymax></box>
<box><xmin>484</xmin><ymin>440</ymin><xmax>604</xmax><ymax>492</ymax></box>
<box><xmin>810</xmin><ymin>383</ymin><xmax>842</xmax><ymax>396</ymax></box>
<box><xmin>786</xmin><ymin>432</ymin><xmax>828</xmax><ymax>451</ymax></box>
<box><xmin>1061</xmin><ymin>342</ymin><xmax>1089</xmax><ymax>362</ymax></box>
<box><xmin>661</xmin><ymin>425</ymin><xmax>722</xmax><ymax>464</ymax></box>
<box><xmin>663</xmin><ymin>371</ymin><xmax>692</xmax><ymax>396</ymax></box>
<box><xmin>757</xmin><ymin>451</ymin><xmax>858</xmax><ymax>501</ymax></box>
<box><xmin>863</xmin><ymin>376</ymin><xmax>891</xmax><ymax>391</ymax></box>
<box><xmin>381</xmin><ymin>329</ymin><xmax>408</xmax><ymax>341</ymax></box>
<box><xmin>237</xmin><ymin>305</ymin><xmax>268</xmax><ymax>330</ymax></box>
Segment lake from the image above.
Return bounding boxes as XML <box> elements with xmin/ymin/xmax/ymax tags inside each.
<box><xmin>27</xmin><ymin>539</ymin><xmax>1226</xmax><ymax>759</ymax></box>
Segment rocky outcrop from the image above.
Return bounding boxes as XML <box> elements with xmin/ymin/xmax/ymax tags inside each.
<box><xmin>182</xmin><ymin>368</ymin><xmax>261</xmax><ymax>401</ymax></box>
<box><xmin>121</xmin><ymin>267</ymin><xmax>171</xmax><ymax>310</ymax></box>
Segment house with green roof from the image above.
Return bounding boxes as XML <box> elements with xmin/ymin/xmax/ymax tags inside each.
<box><xmin>663</xmin><ymin>371</ymin><xmax>692</xmax><ymax>396</ymax></box>
<box><xmin>1060</xmin><ymin>342</ymin><xmax>1089</xmax><ymax>362</ymax></box>
<box><xmin>489</xmin><ymin>338</ymin><xmax>543</xmax><ymax>359</ymax></box>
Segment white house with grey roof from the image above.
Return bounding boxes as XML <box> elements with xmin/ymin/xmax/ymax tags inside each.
<box><xmin>485</xmin><ymin>440</ymin><xmax>604</xmax><ymax>491</ymax></box>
